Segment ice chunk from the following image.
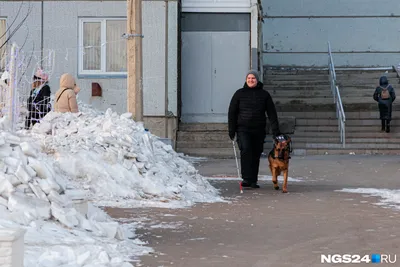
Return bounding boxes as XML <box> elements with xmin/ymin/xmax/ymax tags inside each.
<box><xmin>0</xmin><ymin>145</ymin><xmax>12</xmax><ymax>158</ymax></box>
<box><xmin>15</xmin><ymin>163</ymin><xmax>33</xmax><ymax>183</ymax></box>
<box><xmin>11</xmin><ymin>145</ymin><xmax>28</xmax><ymax>166</ymax></box>
<box><xmin>4</xmin><ymin>156</ymin><xmax>20</xmax><ymax>167</ymax></box>
<box><xmin>0</xmin><ymin>178</ymin><xmax>14</xmax><ymax>198</ymax></box>
<box><xmin>37</xmin><ymin>177</ymin><xmax>61</xmax><ymax>194</ymax></box>
<box><xmin>0</xmin><ymin>196</ymin><xmax>7</xmax><ymax>207</ymax></box>
<box><xmin>29</xmin><ymin>183</ymin><xmax>49</xmax><ymax>201</ymax></box>
<box><xmin>51</xmin><ymin>202</ymin><xmax>79</xmax><ymax>228</ymax></box>
<box><xmin>28</xmin><ymin>157</ymin><xmax>53</xmax><ymax>179</ymax></box>
<box><xmin>15</xmin><ymin>184</ymin><xmax>32</xmax><ymax>194</ymax></box>
<box><xmin>3</xmin><ymin>173</ymin><xmax>21</xmax><ymax>186</ymax></box>
<box><xmin>1</xmin><ymin>132</ymin><xmax>20</xmax><ymax>144</ymax></box>
<box><xmin>47</xmin><ymin>190</ymin><xmax>72</xmax><ymax>207</ymax></box>
<box><xmin>98</xmin><ymin>251</ymin><xmax>110</xmax><ymax>264</ymax></box>
<box><xmin>19</xmin><ymin>142</ymin><xmax>38</xmax><ymax>158</ymax></box>
<box><xmin>96</xmin><ymin>221</ymin><xmax>120</xmax><ymax>239</ymax></box>
<box><xmin>65</xmin><ymin>189</ymin><xmax>88</xmax><ymax>200</ymax></box>
<box><xmin>8</xmin><ymin>192</ymin><xmax>51</xmax><ymax>220</ymax></box>
<box><xmin>77</xmin><ymin>251</ymin><xmax>91</xmax><ymax>265</ymax></box>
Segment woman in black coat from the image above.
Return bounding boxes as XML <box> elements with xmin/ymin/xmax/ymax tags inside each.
<box><xmin>373</xmin><ymin>76</ymin><xmax>396</xmax><ymax>133</ymax></box>
<box><xmin>25</xmin><ymin>70</ymin><xmax>51</xmax><ymax>129</ymax></box>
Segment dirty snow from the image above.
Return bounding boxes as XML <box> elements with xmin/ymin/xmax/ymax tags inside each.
<box><xmin>0</xmin><ymin>105</ymin><xmax>223</xmax><ymax>266</ymax></box>
<box><xmin>337</xmin><ymin>188</ymin><xmax>400</xmax><ymax>210</ymax></box>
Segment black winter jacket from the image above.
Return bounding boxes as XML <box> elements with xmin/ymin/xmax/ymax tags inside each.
<box><xmin>228</xmin><ymin>81</ymin><xmax>280</xmax><ymax>137</ymax></box>
<box><xmin>27</xmin><ymin>84</ymin><xmax>51</xmax><ymax>117</ymax></box>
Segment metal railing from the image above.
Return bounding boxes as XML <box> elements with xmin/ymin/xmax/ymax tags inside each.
<box><xmin>328</xmin><ymin>42</ymin><xmax>346</xmax><ymax>148</ymax></box>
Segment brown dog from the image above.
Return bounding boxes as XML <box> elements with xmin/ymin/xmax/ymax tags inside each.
<box><xmin>268</xmin><ymin>135</ymin><xmax>292</xmax><ymax>193</ymax></box>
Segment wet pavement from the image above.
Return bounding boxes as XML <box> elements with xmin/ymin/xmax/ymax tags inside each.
<box><xmin>106</xmin><ymin>155</ymin><xmax>400</xmax><ymax>267</ymax></box>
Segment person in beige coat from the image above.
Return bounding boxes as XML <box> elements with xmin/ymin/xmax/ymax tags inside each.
<box><xmin>54</xmin><ymin>73</ymin><xmax>80</xmax><ymax>113</ymax></box>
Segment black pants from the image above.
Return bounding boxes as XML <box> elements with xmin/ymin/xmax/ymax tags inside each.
<box><xmin>237</xmin><ymin>131</ymin><xmax>265</xmax><ymax>184</ymax></box>
<box><xmin>381</xmin><ymin>119</ymin><xmax>391</xmax><ymax>132</ymax></box>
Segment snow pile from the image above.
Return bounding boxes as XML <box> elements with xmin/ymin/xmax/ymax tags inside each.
<box><xmin>338</xmin><ymin>188</ymin><xmax>400</xmax><ymax>209</ymax></box>
<box><xmin>0</xmin><ymin>116</ymin><xmax>151</xmax><ymax>266</ymax></box>
<box><xmin>30</xmin><ymin>107</ymin><xmax>222</xmax><ymax>208</ymax></box>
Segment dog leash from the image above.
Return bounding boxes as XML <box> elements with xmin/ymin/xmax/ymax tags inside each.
<box><xmin>232</xmin><ymin>140</ymin><xmax>243</xmax><ymax>193</ymax></box>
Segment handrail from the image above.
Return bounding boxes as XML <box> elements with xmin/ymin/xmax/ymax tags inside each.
<box><xmin>328</xmin><ymin>42</ymin><xmax>346</xmax><ymax>148</ymax></box>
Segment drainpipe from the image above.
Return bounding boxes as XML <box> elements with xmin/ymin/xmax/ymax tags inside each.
<box><xmin>165</xmin><ymin>0</ymin><xmax>169</xmax><ymax>138</ymax></box>
<box><xmin>40</xmin><ymin>0</ymin><xmax>44</xmax><ymax>67</ymax></box>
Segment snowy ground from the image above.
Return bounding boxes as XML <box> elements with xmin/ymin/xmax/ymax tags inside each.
<box><xmin>337</xmin><ymin>188</ymin><xmax>400</xmax><ymax>210</ymax></box>
<box><xmin>0</xmin><ymin>106</ymin><xmax>224</xmax><ymax>267</ymax></box>
<box><xmin>123</xmin><ymin>157</ymin><xmax>400</xmax><ymax>267</ymax></box>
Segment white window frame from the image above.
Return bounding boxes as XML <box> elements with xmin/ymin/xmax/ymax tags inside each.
<box><xmin>78</xmin><ymin>17</ymin><xmax>127</xmax><ymax>76</ymax></box>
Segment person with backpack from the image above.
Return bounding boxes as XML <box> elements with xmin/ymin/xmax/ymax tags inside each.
<box><xmin>373</xmin><ymin>76</ymin><xmax>396</xmax><ymax>133</ymax></box>
<box><xmin>54</xmin><ymin>73</ymin><xmax>80</xmax><ymax>113</ymax></box>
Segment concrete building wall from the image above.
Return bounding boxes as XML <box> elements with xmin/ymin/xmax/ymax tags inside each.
<box><xmin>0</xmin><ymin>0</ymin><xmax>178</xmax><ymax>140</ymax></box>
<box><xmin>262</xmin><ymin>0</ymin><xmax>400</xmax><ymax>67</ymax></box>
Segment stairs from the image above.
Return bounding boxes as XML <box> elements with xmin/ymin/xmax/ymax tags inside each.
<box><xmin>175</xmin><ymin>67</ymin><xmax>400</xmax><ymax>158</ymax></box>
<box><xmin>334</xmin><ymin>68</ymin><xmax>400</xmax><ymax>154</ymax></box>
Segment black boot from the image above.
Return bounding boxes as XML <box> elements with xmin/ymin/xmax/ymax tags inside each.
<box><xmin>386</xmin><ymin>120</ymin><xmax>391</xmax><ymax>133</ymax></box>
<box><xmin>241</xmin><ymin>180</ymin><xmax>251</xmax><ymax>187</ymax></box>
<box><xmin>381</xmin><ymin>120</ymin><xmax>385</xmax><ymax>132</ymax></box>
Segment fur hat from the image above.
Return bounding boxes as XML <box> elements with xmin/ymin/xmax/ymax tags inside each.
<box><xmin>34</xmin><ymin>69</ymin><xmax>49</xmax><ymax>82</ymax></box>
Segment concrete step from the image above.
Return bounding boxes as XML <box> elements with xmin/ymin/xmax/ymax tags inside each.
<box><xmin>345</xmin><ymin>119</ymin><xmax>400</xmax><ymax>126</ymax></box>
<box><xmin>264</xmin><ymin>69</ymin><xmax>329</xmax><ymax>75</ymax></box>
<box><xmin>176</xmin><ymin>132</ymin><xmax>400</xmax><ymax>148</ymax></box>
<box><xmin>273</xmin><ymin>97</ymin><xmax>377</xmax><ymax>105</ymax></box>
<box><xmin>296</xmin><ymin>118</ymin><xmax>400</xmax><ymax>127</ymax></box>
<box><xmin>264</xmin><ymin>85</ymin><xmax>331</xmax><ymax>90</ymax></box>
<box><xmin>342</xmin><ymin>103</ymin><xmax>400</xmax><ymax>112</ymax></box>
<box><xmin>264</xmin><ymin>73</ymin><xmax>398</xmax><ymax>80</ymax></box>
<box><xmin>179</xmin><ymin>123</ymin><xmax>227</xmax><ymax>132</ymax></box>
<box><xmin>264</xmin><ymin>80</ymin><xmax>331</xmax><ymax>86</ymax></box>
<box><xmin>297</xmin><ymin>143</ymin><xmax>400</xmax><ymax>149</ymax></box>
<box><xmin>294</xmin><ymin>131</ymin><xmax>400</xmax><ymax>138</ymax></box>
<box><xmin>278</xmin><ymin>111</ymin><xmax>400</xmax><ymax>119</ymax></box>
<box><xmin>296</xmin><ymin>119</ymin><xmax>338</xmax><ymax>126</ymax></box>
<box><xmin>176</xmin><ymin>147</ymin><xmax>400</xmax><ymax>158</ymax></box>
<box><xmin>177</xmin><ymin>131</ymin><xmax>229</xmax><ymax>142</ymax></box>
<box><xmin>295</xmin><ymin>125</ymin><xmax>400</xmax><ymax>132</ymax></box>
<box><xmin>273</xmin><ymin>92</ymin><xmax>383</xmax><ymax>98</ymax></box>
<box><xmin>296</xmin><ymin>149</ymin><xmax>400</xmax><ymax>156</ymax></box>
<box><xmin>264</xmin><ymin>67</ymin><xmax>395</xmax><ymax>74</ymax></box>
<box><xmin>275</xmin><ymin>103</ymin><xmax>336</xmax><ymax>112</ymax></box>
<box><xmin>177</xmin><ymin>138</ymin><xmax>342</xmax><ymax>148</ymax></box>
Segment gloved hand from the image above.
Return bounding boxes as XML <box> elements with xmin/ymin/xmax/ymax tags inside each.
<box><xmin>229</xmin><ymin>132</ymin><xmax>235</xmax><ymax>141</ymax></box>
<box><xmin>273</xmin><ymin>132</ymin><xmax>282</xmax><ymax>140</ymax></box>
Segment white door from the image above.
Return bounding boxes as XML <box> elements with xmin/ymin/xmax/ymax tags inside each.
<box><xmin>211</xmin><ymin>32</ymin><xmax>250</xmax><ymax>120</ymax></box>
<box><xmin>181</xmin><ymin>13</ymin><xmax>251</xmax><ymax>123</ymax></box>
<box><xmin>181</xmin><ymin>32</ymin><xmax>213</xmax><ymax>119</ymax></box>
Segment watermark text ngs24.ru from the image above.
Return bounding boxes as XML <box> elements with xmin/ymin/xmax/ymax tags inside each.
<box><xmin>321</xmin><ymin>254</ymin><xmax>396</xmax><ymax>264</ymax></box>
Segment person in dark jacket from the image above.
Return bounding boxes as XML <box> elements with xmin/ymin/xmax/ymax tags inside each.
<box><xmin>25</xmin><ymin>69</ymin><xmax>51</xmax><ymax>129</ymax></box>
<box><xmin>228</xmin><ymin>70</ymin><xmax>280</xmax><ymax>188</ymax></box>
<box><xmin>373</xmin><ymin>76</ymin><xmax>396</xmax><ymax>133</ymax></box>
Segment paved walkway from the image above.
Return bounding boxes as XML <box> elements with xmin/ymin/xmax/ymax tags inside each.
<box><xmin>107</xmin><ymin>155</ymin><xmax>400</xmax><ymax>267</ymax></box>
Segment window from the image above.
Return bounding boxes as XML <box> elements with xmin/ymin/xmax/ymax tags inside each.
<box><xmin>79</xmin><ymin>18</ymin><xmax>127</xmax><ymax>75</ymax></box>
<box><xmin>0</xmin><ymin>19</ymin><xmax>7</xmax><ymax>71</ymax></box>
